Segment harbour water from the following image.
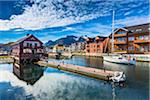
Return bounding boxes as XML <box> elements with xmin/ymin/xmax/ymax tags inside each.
<box><xmin>0</xmin><ymin>56</ymin><xmax>149</xmax><ymax>100</ymax></box>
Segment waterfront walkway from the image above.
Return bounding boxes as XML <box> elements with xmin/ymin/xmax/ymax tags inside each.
<box><xmin>36</xmin><ymin>61</ymin><xmax>120</xmax><ymax>81</ymax></box>
<box><xmin>0</xmin><ymin>57</ymin><xmax>13</xmax><ymax>64</ymax></box>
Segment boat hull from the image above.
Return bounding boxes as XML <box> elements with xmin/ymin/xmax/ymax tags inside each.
<box><xmin>104</xmin><ymin>56</ymin><xmax>136</xmax><ymax>65</ymax></box>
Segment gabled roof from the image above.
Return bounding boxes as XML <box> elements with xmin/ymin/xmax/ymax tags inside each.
<box><xmin>95</xmin><ymin>36</ymin><xmax>107</xmax><ymax>39</ymax></box>
<box><xmin>108</xmin><ymin>23</ymin><xmax>150</xmax><ymax>37</ymax></box>
<box><xmin>86</xmin><ymin>36</ymin><xmax>107</xmax><ymax>42</ymax></box>
<box><xmin>16</xmin><ymin>34</ymin><xmax>32</xmax><ymax>44</ymax></box>
<box><xmin>113</xmin><ymin>27</ymin><xmax>128</xmax><ymax>34</ymax></box>
<box><xmin>86</xmin><ymin>37</ymin><xmax>94</xmax><ymax>41</ymax></box>
<box><xmin>12</xmin><ymin>34</ymin><xmax>43</xmax><ymax>45</ymax></box>
<box><xmin>125</xmin><ymin>23</ymin><xmax>149</xmax><ymax>33</ymax></box>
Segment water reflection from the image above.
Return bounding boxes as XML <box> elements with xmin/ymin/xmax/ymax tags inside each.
<box><xmin>32</xmin><ymin>67</ymin><xmax>112</xmax><ymax>100</ymax></box>
<box><xmin>0</xmin><ymin>82</ymin><xmax>27</xmax><ymax>100</ymax></box>
<box><xmin>13</xmin><ymin>63</ymin><xmax>44</xmax><ymax>85</ymax></box>
<box><xmin>0</xmin><ymin>56</ymin><xmax>149</xmax><ymax>100</ymax></box>
<box><xmin>48</xmin><ymin>56</ymin><xmax>103</xmax><ymax>69</ymax></box>
<box><xmin>48</xmin><ymin>56</ymin><xmax>149</xmax><ymax>100</ymax></box>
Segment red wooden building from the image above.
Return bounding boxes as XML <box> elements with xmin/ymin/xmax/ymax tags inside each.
<box><xmin>109</xmin><ymin>23</ymin><xmax>150</xmax><ymax>54</ymax></box>
<box><xmin>12</xmin><ymin>34</ymin><xmax>46</xmax><ymax>64</ymax></box>
<box><xmin>86</xmin><ymin>36</ymin><xmax>107</xmax><ymax>56</ymax></box>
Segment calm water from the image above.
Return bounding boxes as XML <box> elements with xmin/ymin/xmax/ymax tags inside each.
<box><xmin>0</xmin><ymin>56</ymin><xmax>149</xmax><ymax>100</ymax></box>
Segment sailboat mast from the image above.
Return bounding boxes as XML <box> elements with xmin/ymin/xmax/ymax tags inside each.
<box><xmin>111</xmin><ymin>10</ymin><xmax>115</xmax><ymax>53</ymax></box>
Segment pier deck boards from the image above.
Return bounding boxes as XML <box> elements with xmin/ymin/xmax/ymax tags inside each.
<box><xmin>36</xmin><ymin>61</ymin><xmax>120</xmax><ymax>81</ymax></box>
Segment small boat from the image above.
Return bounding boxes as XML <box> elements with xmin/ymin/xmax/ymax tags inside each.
<box><xmin>110</xmin><ymin>72</ymin><xmax>126</xmax><ymax>83</ymax></box>
<box><xmin>103</xmin><ymin>55</ymin><xmax>136</xmax><ymax>65</ymax></box>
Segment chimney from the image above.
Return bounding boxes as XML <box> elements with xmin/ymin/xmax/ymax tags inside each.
<box><xmin>26</xmin><ymin>34</ymin><xmax>30</xmax><ymax>36</ymax></box>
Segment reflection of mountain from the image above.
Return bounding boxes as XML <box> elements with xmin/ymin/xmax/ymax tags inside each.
<box><xmin>13</xmin><ymin>63</ymin><xmax>44</xmax><ymax>85</ymax></box>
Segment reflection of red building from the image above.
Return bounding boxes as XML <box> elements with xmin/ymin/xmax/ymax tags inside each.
<box><xmin>86</xmin><ymin>36</ymin><xmax>107</xmax><ymax>56</ymax></box>
<box><xmin>12</xmin><ymin>34</ymin><xmax>45</xmax><ymax>63</ymax></box>
<box><xmin>109</xmin><ymin>23</ymin><xmax>150</xmax><ymax>54</ymax></box>
<box><xmin>13</xmin><ymin>63</ymin><xmax>44</xmax><ymax>85</ymax></box>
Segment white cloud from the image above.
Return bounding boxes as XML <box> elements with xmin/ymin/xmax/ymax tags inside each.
<box><xmin>115</xmin><ymin>15</ymin><xmax>150</xmax><ymax>26</ymax></box>
<box><xmin>0</xmin><ymin>0</ymin><xmax>148</xmax><ymax>31</ymax></box>
<box><xmin>0</xmin><ymin>0</ymin><xmax>105</xmax><ymax>30</ymax></box>
<box><xmin>124</xmin><ymin>11</ymin><xmax>133</xmax><ymax>16</ymax></box>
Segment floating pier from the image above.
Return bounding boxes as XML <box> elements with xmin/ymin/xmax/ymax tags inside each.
<box><xmin>36</xmin><ymin>61</ymin><xmax>121</xmax><ymax>81</ymax></box>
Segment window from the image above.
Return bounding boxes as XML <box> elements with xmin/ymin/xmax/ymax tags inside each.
<box><xmin>144</xmin><ymin>46</ymin><xmax>148</xmax><ymax>52</ymax></box>
<box><xmin>87</xmin><ymin>50</ymin><xmax>90</xmax><ymax>53</ymax></box>
<box><xmin>30</xmin><ymin>37</ymin><xmax>35</xmax><ymax>40</ymax></box>
<box><xmin>139</xmin><ymin>35</ymin><xmax>150</xmax><ymax>40</ymax></box>
<box><xmin>130</xmin><ymin>30</ymin><xmax>134</xmax><ymax>32</ymax></box>
<box><xmin>35</xmin><ymin>43</ymin><xmax>37</xmax><ymax>47</ymax></box>
<box><xmin>128</xmin><ymin>37</ymin><xmax>134</xmax><ymax>41</ymax></box>
<box><xmin>128</xmin><ymin>46</ymin><xmax>134</xmax><ymax>50</ymax></box>
<box><xmin>117</xmin><ymin>31</ymin><xmax>126</xmax><ymax>34</ymax></box>
<box><xmin>140</xmin><ymin>46</ymin><xmax>144</xmax><ymax>52</ymax></box>
<box><xmin>93</xmin><ymin>49</ymin><xmax>95</xmax><ymax>52</ymax></box>
<box><xmin>117</xmin><ymin>37</ymin><xmax>126</xmax><ymax>42</ymax></box>
<box><xmin>30</xmin><ymin>43</ymin><xmax>32</xmax><ymax>47</ymax></box>
<box><xmin>27</xmin><ymin>43</ymin><xmax>29</xmax><ymax>47</ymax></box>
<box><xmin>136</xmin><ymin>29</ymin><xmax>142</xmax><ymax>32</ymax></box>
<box><xmin>23</xmin><ymin>49</ymin><xmax>32</xmax><ymax>53</ymax></box>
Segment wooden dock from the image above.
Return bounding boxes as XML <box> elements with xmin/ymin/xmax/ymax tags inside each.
<box><xmin>36</xmin><ymin>61</ymin><xmax>120</xmax><ymax>81</ymax></box>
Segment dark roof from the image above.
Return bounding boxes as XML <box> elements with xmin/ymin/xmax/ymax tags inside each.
<box><xmin>86</xmin><ymin>36</ymin><xmax>106</xmax><ymax>42</ymax></box>
<box><xmin>96</xmin><ymin>36</ymin><xmax>107</xmax><ymax>38</ymax></box>
<box><xmin>12</xmin><ymin>34</ymin><xmax>43</xmax><ymax>45</ymax></box>
<box><xmin>56</xmin><ymin>44</ymin><xmax>64</xmax><ymax>46</ymax></box>
<box><xmin>125</xmin><ymin>23</ymin><xmax>149</xmax><ymax>33</ymax></box>
<box><xmin>109</xmin><ymin>23</ymin><xmax>150</xmax><ymax>37</ymax></box>
<box><xmin>113</xmin><ymin>27</ymin><xmax>128</xmax><ymax>33</ymax></box>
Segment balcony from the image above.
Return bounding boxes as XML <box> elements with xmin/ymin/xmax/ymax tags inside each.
<box><xmin>114</xmin><ymin>50</ymin><xmax>127</xmax><ymax>54</ymax></box>
<box><xmin>114</xmin><ymin>40</ymin><xmax>126</xmax><ymax>45</ymax></box>
<box><xmin>86</xmin><ymin>45</ymin><xmax>89</xmax><ymax>48</ymax></box>
<box><xmin>134</xmin><ymin>39</ymin><xmax>150</xmax><ymax>44</ymax></box>
<box><xmin>114</xmin><ymin>33</ymin><xmax>127</xmax><ymax>37</ymax></box>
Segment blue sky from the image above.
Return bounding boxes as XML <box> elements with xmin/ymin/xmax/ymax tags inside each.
<box><xmin>0</xmin><ymin>0</ymin><xmax>149</xmax><ymax>43</ymax></box>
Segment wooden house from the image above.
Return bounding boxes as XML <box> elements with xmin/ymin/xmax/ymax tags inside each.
<box><xmin>109</xmin><ymin>23</ymin><xmax>150</xmax><ymax>54</ymax></box>
<box><xmin>11</xmin><ymin>34</ymin><xmax>46</xmax><ymax>63</ymax></box>
<box><xmin>85</xmin><ymin>36</ymin><xmax>107</xmax><ymax>56</ymax></box>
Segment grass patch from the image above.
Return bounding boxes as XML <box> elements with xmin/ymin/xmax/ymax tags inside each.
<box><xmin>0</xmin><ymin>56</ymin><xmax>11</xmax><ymax>59</ymax></box>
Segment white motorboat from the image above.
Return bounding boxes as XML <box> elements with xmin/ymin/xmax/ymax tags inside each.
<box><xmin>110</xmin><ymin>72</ymin><xmax>126</xmax><ymax>83</ymax></box>
<box><xmin>103</xmin><ymin>56</ymin><xmax>136</xmax><ymax>65</ymax></box>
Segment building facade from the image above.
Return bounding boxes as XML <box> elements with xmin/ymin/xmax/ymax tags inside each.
<box><xmin>109</xmin><ymin>23</ymin><xmax>150</xmax><ymax>54</ymax></box>
<box><xmin>69</xmin><ymin>42</ymin><xmax>86</xmax><ymax>52</ymax></box>
<box><xmin>45</xmin><ymin>46</ymin><xmax>53</xmax><ymax>53</ymax></box>
<box><xmin>53</xmin><ymin>44</ymin><xmax>65</xmax><ymax>53</ymax></box>
<box><xmin>12</xmin><ymin>34</ymin><xmax>45</xmax><ymax>63</ymax></box>
<box><xmin>86</xmin><ymin>36</ymin><xmax>106</xmax><ymax>56</ymax></box>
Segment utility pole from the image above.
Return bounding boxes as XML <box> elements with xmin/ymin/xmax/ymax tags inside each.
<box><xmin>111</xmin><ymin>10</ymin><xmax>115</xmax><ymax>53</ymax></box>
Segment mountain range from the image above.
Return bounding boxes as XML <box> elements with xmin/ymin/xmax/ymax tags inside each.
<box><xmin>45</xmin><ymin>35</ymin><xmax>86</xmax><ymax>46</ymax></box>
<box><xmin>0</xmin><ymin>42</ymin><xmax>14</xmax><ymax>52</ymax></box>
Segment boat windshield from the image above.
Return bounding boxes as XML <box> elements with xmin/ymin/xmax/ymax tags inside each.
<box><xmin>115</xmin><ymin>73</ymin><xmax>120</xmax><ymax>77</ymax></box>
